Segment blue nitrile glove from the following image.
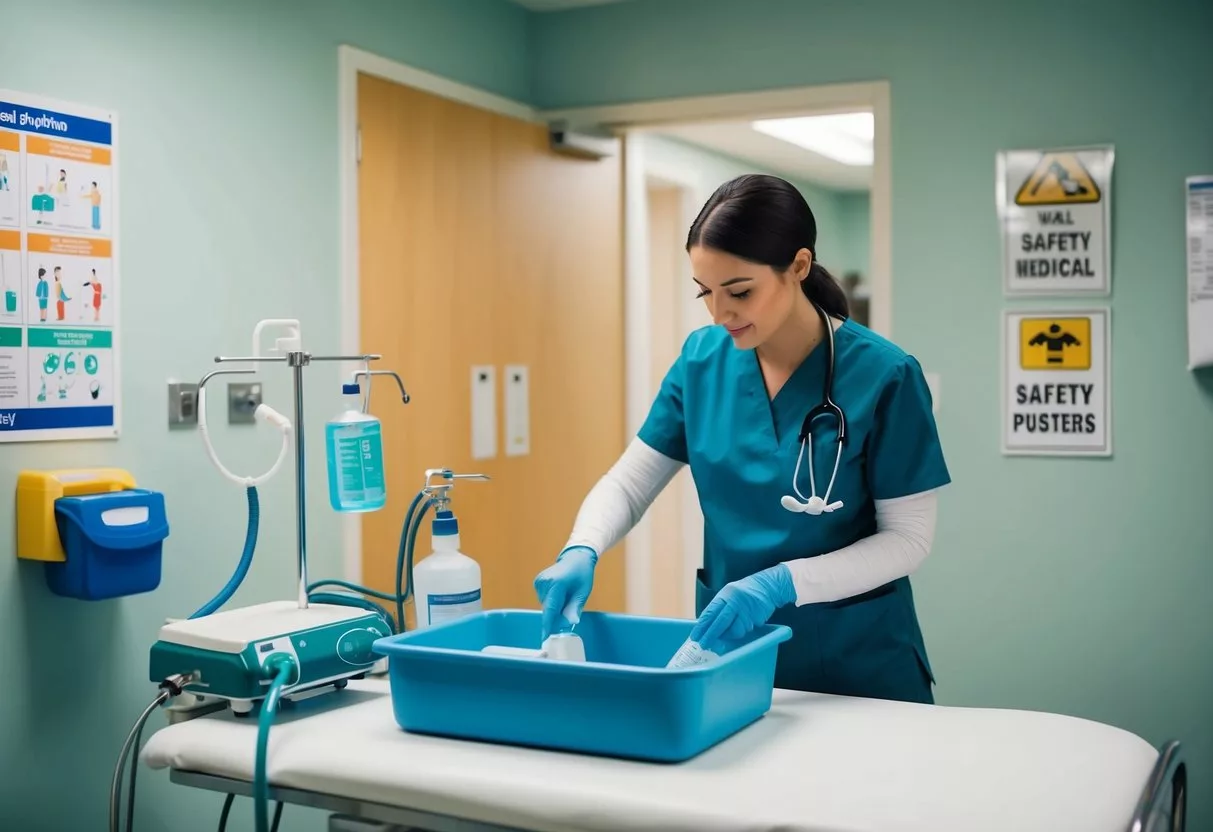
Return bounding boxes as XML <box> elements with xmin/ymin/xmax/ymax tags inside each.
<box><xmin>690</xmin><ymin>564</ymin><xmax>797</xmax><ymax>651</ymax></box>
<box><xmin>534</xmin><ymin>546</ymin><xmax>598</xmax><ymax>641</ymax></box>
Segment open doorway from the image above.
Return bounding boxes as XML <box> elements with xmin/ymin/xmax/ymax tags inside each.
<box><xmin>540</xmin><ymin>82</ymin><xmax>891</xmax><ymax>618</ymax></box>
<box><xmin>643</xmin><ymin>111</ymin><xmax>875</xmax><ymax>328</ymax></box>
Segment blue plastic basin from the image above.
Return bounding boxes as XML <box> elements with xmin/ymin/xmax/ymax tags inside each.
<box><xmin>372</xmin><ymin>609</ymin><xmax>792</xmax><ymax>762</ymax></box>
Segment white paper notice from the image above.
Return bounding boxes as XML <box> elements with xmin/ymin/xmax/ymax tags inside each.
<box><xmin>1185</xmin><ymin>176</ymin><xmax>1213</xmax><ymax>370</ymax></box>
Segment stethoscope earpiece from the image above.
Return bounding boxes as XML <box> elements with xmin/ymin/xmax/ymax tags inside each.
<box><xmin>783</xmin><ymin>301</ymin><xmax>847</xmax><ymax>519</ymax></box>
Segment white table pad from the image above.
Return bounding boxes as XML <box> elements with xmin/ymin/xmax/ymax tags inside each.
<box><xmin>141</xmin><ymin>678</ymin><xmax>1157</xmax><ymax>832</ymax></box>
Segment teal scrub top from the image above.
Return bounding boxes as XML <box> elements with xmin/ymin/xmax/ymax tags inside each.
<box><xmin>638</xmin><ymin>317</ymin><xmax>951</xmax><ymax>702</ymax></box>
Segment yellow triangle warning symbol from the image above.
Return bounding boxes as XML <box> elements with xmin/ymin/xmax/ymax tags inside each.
<box><xmin>1014</xmin><ymin>152</ymin><xmax>1101</xmax><ymax>206</ymax></box>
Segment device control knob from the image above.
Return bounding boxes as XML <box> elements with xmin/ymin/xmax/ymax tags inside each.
<box><xmin>337</xmin><ymin>628</ymin><xmax>378</xmax><ymax>666</ymax></box>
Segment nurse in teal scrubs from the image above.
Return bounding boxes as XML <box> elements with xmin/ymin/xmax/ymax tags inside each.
<box><xmin>535</xmin><ymin>174</ymin><xmax>950</xmax><ymax>703</ymax></box>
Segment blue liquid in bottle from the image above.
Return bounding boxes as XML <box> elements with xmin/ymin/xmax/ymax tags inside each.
<box><xmin>325</xmin><ymin>383</ymin><xmax>386</xmax><ymax>512</ymax></box>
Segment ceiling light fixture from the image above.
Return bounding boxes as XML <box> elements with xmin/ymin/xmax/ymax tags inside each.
<box><xmin>751</xmin><ymin>112</ymin><xmax>874</xmax><ymax>166</ymax></box>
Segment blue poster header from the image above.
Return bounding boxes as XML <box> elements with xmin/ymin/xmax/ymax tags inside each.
<box><xmin>0</xmin><ymin>406</ymin><xmax>114</xmax><ymax>432</ymax></box>
<box><xmin>0</xmin><ymin>100</ymin><xmax>112</xmax><ymax>146</ymax></box>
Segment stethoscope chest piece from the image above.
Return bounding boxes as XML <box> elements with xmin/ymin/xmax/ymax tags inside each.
<box><xmin>781</xmin><ymin>493</ymin><xmax>837</xmax><ymax>515</ymax></box>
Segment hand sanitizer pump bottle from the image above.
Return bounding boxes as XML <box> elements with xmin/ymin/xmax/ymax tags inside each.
<box><xmin>325</xmin><ymin>383</ymin><xmax>386</xmax><ymax>512</ymax></box>
<box><xmin>413</xmin><ymin>507</ymin><xmax>482</xmax><ymax>629</ymax></box>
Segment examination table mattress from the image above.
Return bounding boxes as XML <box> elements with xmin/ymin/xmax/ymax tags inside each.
<box><xmin>141</xmin><ymin>678</ymin><xmax>1158</xmax><ymax>832</ymax></box>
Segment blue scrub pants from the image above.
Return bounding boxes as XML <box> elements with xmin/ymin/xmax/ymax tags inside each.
<box><xmin>697</xmin><ymin>575</ymin><xmax>935</xmax><ymax>704</ymax></box>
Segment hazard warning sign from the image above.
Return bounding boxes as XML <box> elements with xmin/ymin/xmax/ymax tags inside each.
<box><xmin>1003</xmin><ymin>308</ymin><xmax>1111</xmax><ymax>457</ymax></box>
<box><xmin>996</xmin><ymin>145</ymin><xmax>1114</xmax><ymax>297</ymax></box>
<box><xmin>1015</xmin><ymin>153</ymin><xmax>1102</xmax><ymax>206</ymax></box>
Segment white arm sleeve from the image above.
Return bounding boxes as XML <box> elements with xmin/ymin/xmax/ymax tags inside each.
<box><xmin>563</xmin><ymin>438</ymin><xmax>685</xmax><ymax>557</ymax></box>
<box><xmin>783</xmin><ymin>489</ymin><xmax>940</xmax><ymax>605</ymax></box>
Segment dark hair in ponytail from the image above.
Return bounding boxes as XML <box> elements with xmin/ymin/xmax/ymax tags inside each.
<box><xmin>686</xmin><ymin>173</ymin><xmax>849</xmax><ymax>320</ymax></box>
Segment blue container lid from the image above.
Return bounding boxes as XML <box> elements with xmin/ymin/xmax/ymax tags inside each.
<box><xmin>54</xmin><ymin>488</ymin><xmax>170</xmax><ymax>552</ymax></box>
<box><xmin>432</xmin><ymin>510</ymin><xmax>458</xmax><ymax>536</ymax></box>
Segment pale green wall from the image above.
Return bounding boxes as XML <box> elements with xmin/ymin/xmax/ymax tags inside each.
<box><xmin>835</xmin><ymin>191</ymin><xmax>871</xmax><ymax>281</ymax></box>
<box><xmin>533</xmin><ymin>0</ymin><xmax>1213</xmax><ymax>826</ymax></box>
<box><xmin>0</xmin><ymin>1</ymin><xmax>527</xmax><ymax>830</ymax></box>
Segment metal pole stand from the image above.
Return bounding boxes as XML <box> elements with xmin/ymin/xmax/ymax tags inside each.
<box><xmin>207</xmin><ymin>350</ymin><xmax>410</xmax><ymax>609</ymax></box>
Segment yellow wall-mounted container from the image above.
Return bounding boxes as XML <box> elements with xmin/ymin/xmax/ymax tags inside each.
<box><xmin>16</xmin><ymin>468</ymin><xmax>137</xmax><ymax>562</ymax></box>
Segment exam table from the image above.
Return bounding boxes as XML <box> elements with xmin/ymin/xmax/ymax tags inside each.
<box><xmin>140</xmin><ymin>677</ymin><xmax>1185</xmax><ymax>832</ymax></box>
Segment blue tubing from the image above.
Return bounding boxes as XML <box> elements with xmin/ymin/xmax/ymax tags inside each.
<box><xmin>189</xmin><ymin>486</ymin><xmax>259</xmax><ymax>619</ymax></box>
<box><xmin>395</xmin><ymin>494</ymin><xmax>432</xmax><ymax>631</ymax></box>
<box><xmin>301</xmin><ymin>490</ymin><xmax>433</xmax><ymax>634</ymax></box>
<box><xmin>306</xmin><ymin>579</ymin><xmax>398</xmax><ymax>603</ymax></box>
<box><xmin>308</xmin><ymin>592</ymin><xmax>395</xmax><ymax>634</ymax></box>
<box><xmin>255</xmin><ymin>658</ymin><xmax>295</xmax><ymax>832</ymax></box>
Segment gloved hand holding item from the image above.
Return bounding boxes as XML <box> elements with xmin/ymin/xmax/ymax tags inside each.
<box><xmin>534</xmin><ymin>546</ymin><xmax>598</xmax><ymax>641</ymax></box>
<box><xmin>691</xmin><ymin>564</ymin><xmax>796</xmax><ymax>651</ymax></box>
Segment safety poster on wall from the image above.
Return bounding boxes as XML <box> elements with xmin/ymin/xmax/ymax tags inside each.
<box><xmin>1002</xmin><ymin>308</ymin><xmax>1110</xmax><ymax>457</ymax></box>
<box><xmin>0</xmin><ymin>89</ymin><xmax>118</xmax><ymax>442</ymax></box>
<box><xmin>996</xmin><ymin>145</ymin><xmax>1114</xmax><ymax>296</ymax></box>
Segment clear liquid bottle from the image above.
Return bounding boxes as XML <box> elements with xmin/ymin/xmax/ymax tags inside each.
<box><xmin>413</xmin><ymin>510</ymin><xmax>482</xmax><ymax>629</ymax></box>
<box><xmin>325</xmin><ymin>383</ymin><xmax>386</xmax><ymax>512</ymax></box>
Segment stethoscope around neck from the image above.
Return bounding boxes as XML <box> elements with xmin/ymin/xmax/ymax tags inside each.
<box><xmin>780</xmin><ymin>300</ymin><xmax>848</xmax><ymax>516</ymax></box>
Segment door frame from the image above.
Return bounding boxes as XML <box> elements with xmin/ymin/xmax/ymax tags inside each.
<box><xmin>337</xmin><ymin>45</ymin><xmax>537</xmax><ymax>585</ymax></box>
<box><xmin>338</xmin><ymin>46</ymin><xmax>892</xmax><ymax>618</ymax></box>
<box><xmin>642</xmin><ymin>164</ymin><xmax>705</xmax><ymax>618</ymax></box>
<box><xmin>628</xmin><ymin>144</ymin><xmax>703</xmax><ymax>617</ymax></box>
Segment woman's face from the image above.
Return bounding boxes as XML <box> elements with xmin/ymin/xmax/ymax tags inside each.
<box><xmin>688</xmin><ymin>244</ymin><xmax>810</xmax><ymax>350</ymax></box>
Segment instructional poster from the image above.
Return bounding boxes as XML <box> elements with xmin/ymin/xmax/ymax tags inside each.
<box><xmin>1002</xmin><ymin>308</ymin><xmax>1111</xmax><ymax>457</ymax></box>
<box><xmin>997</xmin><ymin>145</ymin><xmax>1114</xmax><ymax>296</ymax></box>
<box><xmin>0</xmin><ymin>89</ymin><xmax>118</xmax><ymax>442</ymax></box>
<box><xmin>1185</xmin><ymin>176</ymin><xmax>1213</xmax><ymax>370</ymax></box>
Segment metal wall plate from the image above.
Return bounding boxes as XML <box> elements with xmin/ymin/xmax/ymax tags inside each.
<box><xmin>168</xmin><ymin>382</ymin><xmax>198</xmax><ymax>429</ymax></box>
<box><xmin>228</xmin><ymin>382</ymin><xmax>263</xmax><ymax>424</ymax></box>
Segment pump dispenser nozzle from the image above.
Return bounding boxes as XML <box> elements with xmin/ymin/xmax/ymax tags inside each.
<box><xmin>422</xmin><ymin>469</ymin><xmax>490</xmax><ymax>513</ymax></box>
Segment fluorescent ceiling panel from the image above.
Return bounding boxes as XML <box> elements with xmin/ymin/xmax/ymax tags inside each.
<box><xmin>751</xmin><ymin>112</ymin><xmax>874</xmax><ymax>166</ymax></box>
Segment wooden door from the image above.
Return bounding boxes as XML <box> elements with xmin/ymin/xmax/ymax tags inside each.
<box><xmin>356</xmin><ymin>74</ymin><xmax>625</xmax><ymax>626</ymax></box>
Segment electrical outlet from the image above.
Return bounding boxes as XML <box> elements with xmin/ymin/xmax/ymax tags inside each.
<box><xmin>228</xmin><ymin>382</ymin><xmax>263</xmax><ymax>424</ymax></box>
<box><xmin>167</xmin><ymin>382</ymin><xmax>198</xmax><ymax>429</ymax></box>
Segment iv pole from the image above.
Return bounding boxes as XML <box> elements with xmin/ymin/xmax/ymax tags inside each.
<box><xmin>207</xmin><ymin>350</ymin><xmax>409</xmax><ymax>609</ymax></box>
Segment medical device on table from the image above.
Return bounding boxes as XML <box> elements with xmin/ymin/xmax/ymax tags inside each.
<box><xmin>121</xmin><ymin>321</ymin><xmax>411</xmax><ymax>832</ymax></box>
<box><xmin>148</xmin><ymin>320</ymin><xmax>410</xmax><ymax>714</ymax></box>
<box><xmin>781</xmin><ymin>299</ymin><xmax>847</xmax><ymax>517</ymax></box>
